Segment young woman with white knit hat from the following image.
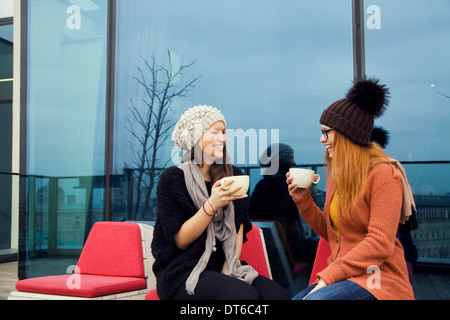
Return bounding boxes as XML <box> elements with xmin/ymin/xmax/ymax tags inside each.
<box><xmin>152</xmin><ymin>105</ymin><xmax>290</xmax><ymax>300</ymax></box>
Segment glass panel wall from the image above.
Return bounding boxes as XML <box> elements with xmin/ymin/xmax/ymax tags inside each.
<box><xmin>0</xmin><ymin>104</ymin><xmax>12</xmax><ymax>251</ymax></box>
<box><xmin>25</xmin><ymin>0</ymin><xmax>108</xmax><ymax>277</ymax></box>
<box><xmin>364</xmin><ymin>0</ymin><xmax>450</xmax><ymax>162</ymax></box>
<box><xmin>364</xmin><ymin>0</ymin><xmax>450</xmax><ymax>265</ymax></box>
<box><xmin>0</xmin><ymin>23</ymin><xmax>13</xmax><ymax>252</ymax></box>
<box><xmin>113</xmin><ymin>0</ymin><xmax>352</xmax><ymax>292</ymax></box>
<box><xmin>401</xmin><ymin>162</ymin><xmax>450</xmax><ymax>264</ymax></box>
<box><xmin>18</xmin><ymin>0</ymin><xmax>450</xmax><ymax>292</ymax></box>
<box><xmin>113</xmin><ymin>0</ymin><xmax>352</xmax><ymax>222</ymax></box>
<box><xmin>0</xmin><ymin>24</ymin><xmax>13</xmax><ymax>101</ymax></box>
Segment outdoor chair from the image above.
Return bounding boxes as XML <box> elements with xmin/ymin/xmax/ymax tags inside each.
<box><xmin>308</xmin><ymin>237</ymin><xmax>331</xmax><ymax>285</ymax></box>
<box><xmin>8</xmin><ymin>221</ymin><xmax>155</xmax><ymax>300</ymax></box>
<box><xmin>271</xmin><ymin>220</ymin><xmax>311</xmax><ymax>278</ymax></box>
<box><xmin>144</xmin><ymin>224</ymin><xmax>271</xmax><ymax>300</ymax></box>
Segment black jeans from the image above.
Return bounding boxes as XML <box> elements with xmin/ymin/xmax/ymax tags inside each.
<box><xmin>172</xmin><ymin>271</ymin><xmax>290</xmax><ymax>300</ymax></box>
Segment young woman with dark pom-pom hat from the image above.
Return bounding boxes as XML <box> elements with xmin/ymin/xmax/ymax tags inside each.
<box><xmin>287</xmin><ymin>79</ymin><xmax>415</xmax><ymax>300</ymax></box>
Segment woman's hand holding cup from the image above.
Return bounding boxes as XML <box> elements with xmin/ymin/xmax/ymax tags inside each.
<box><xmin>209</xmin><ymin>176</ymin><xmax>249</xmax><ymax>211</ymax></box>
<box><xmin>286</xmin><ymin>172</ymin><xmax>310</xmax><ymax>203</ymax></box>
<box><xmin>286</xmin><ymin>168</ymin><xmax>319</xmax><ymax>204</ymax></box>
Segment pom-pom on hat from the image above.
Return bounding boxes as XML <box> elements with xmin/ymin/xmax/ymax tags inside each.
<box><xmin>370</xmin><ymin>126</ymin><xmax>390</xmax><ymax>149</ymax></box>
<box><xmin>172</xmin><ymin>105</ymin><xmax>226</xmax><ymax>151</ymax></box>
<box><xmin>320</xmin><ymin>78</ymin><xmax>389</xmax><ymax>146</ymax></box>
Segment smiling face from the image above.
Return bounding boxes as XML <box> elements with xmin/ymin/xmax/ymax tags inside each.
<box><xmin>320</xmin><ymin>125</ymin><xmax>335</xmax><ymax>158</ymax></box>
<box><xmin>201</xmin><ymin>121</ymin><xmax>226</xmax><ymax>164</ymax></box>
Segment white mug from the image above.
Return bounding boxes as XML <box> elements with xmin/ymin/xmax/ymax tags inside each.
<box><xmin>289</xmin><ymin>168</ymin><xmax>320</xmax><ymax>188</ymax></box>
<box><xmin>220</xmin><ymin>175</ymin><xmax>249</xmax><ymax>196</ymax></box>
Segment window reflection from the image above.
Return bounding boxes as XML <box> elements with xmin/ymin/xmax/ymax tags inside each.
<box><xmin>364</xmin><ymin>0</ymin><xmax>450</xmax><ymax>162</ymax></box>
<box><xmin>19</xmin><ymin>0</ymin><xmax>450</xmax><ymax>286</ymax></box>
<box><xmin>365</xmin><ymin>0</ymin><xmax>450</xmax><ymax>265</ymax></box>
<box><xmin>0</xmin><ymin>22</ymin><xmax>13</xmax><ymax>251</ymax></box>
<box><xmin>25</xmin><ymin>0</ymin><xmax>108</xmax><ymax>277</ymax></box>
<box><xmin>113</xmin><ymin>0</ymin><xmax>352</xmax><ymax>221</ymax></box>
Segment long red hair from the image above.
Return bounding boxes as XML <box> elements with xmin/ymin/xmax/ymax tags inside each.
<box><xmin>326</xmin><ymin>131</ymin><xmax>391</xmax><ymax>222</ymax></box>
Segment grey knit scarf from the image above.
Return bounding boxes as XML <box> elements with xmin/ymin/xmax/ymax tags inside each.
<box><xmin>180</xmin><ymin>151</ymin><xmax>258</xmax><ymax>295</ymax></box>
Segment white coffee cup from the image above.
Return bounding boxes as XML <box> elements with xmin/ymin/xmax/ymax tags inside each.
<box><xmin>289</xmin><ymin>168</ymin><xmax>320</xmax><ymax>188</ymax></box>
<box><xmin>220</xmin><ymin>175</ymin><xmax>249</xmax><ymax>196</ymax></box>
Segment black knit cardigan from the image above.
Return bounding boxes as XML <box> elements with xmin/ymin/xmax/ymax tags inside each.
<box><xmin>151</xmin><ymin>166</ymin><xmax>252</xmax><ymax>300</ymax></box>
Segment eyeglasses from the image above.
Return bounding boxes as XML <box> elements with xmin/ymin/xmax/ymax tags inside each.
<box><xmin>321</xmin><ymin>128</ymin><xmax>333</xmax><ymax>139</ymax></box>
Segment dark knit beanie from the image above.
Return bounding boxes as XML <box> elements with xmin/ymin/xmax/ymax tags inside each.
<box><xmin>320</xmin><ymin>78</ymin><xmax>389</xmax><ymax>146</ymax></box>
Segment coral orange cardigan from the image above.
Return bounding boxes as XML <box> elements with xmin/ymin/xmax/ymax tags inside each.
<box><xmin>295</xmin><ymin>163</ymin><xmax>414</xmax><ymax>300</ymax></box>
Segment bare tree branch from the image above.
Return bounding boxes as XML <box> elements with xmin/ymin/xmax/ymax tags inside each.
<box><xmin>126</xmin><ymin>50</ymin><xmax>200</xmax><ymax>218</ymax></box>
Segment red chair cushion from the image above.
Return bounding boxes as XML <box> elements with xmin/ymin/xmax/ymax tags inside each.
<box><xmin>309</xmin><ymin>237</ymin><xmax>331</xmax><ymax>285</ymax></box>
<box><xmin>145</xmin><ymin>289</ymin><xmax>160</xmax><ymax>300</ymax></box>
<box><xmin>77</xmin><ymin>222</ymin><xmax>145</xmax><ymax>278</ymax></box>
<box><xmin>16</xmin><ymin>274</ymin><xmax>146</xmax><ymax>298</ymax></box>
<box><xmin>241</xmin><ymin>225</ymin><xmax>270</xmax><ymax>279</ymax></box>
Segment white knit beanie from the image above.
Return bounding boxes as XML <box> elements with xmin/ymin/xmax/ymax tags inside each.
<box><xmin>172</xmin><ymin>105</ymin><xmax>226</xmax><ymax>151</ymax></box>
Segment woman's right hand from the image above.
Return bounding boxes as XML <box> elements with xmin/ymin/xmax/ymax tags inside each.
<box><xmin>174</xmin><ymin>179</ymin><xmax>246</xmax><ymax>250</ymax></box>
<box><xmin>286</xmin><ymin>172</ymin><xmax>310</xmax><ymax>203</ymax></box>
<box><xmin>209</xmin><ymin>179</ymin><xmax>247</xmax><ymax>211</ymax></box>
